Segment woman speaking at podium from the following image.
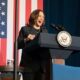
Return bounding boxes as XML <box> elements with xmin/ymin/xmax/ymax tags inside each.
<box><xmin>17</xmin><ymin>9</ymin><xmax>51</xmax><ymax>80</ymax></box>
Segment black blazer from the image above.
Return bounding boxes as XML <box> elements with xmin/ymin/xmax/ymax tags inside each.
<box><xmin>17</xmin><ymin>26</ymin><xmax>51</xmax><ymax>72</ymax></box>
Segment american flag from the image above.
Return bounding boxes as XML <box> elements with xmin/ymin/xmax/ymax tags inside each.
<box><xmin>0</xmin><ymin>0</ymin><xmax>43</xmax><ymax>66</ymax></box>
<box><xmin>0</xmin><ymin>0</ymin><xmax>7</xmax><ymax>66</ymax></box>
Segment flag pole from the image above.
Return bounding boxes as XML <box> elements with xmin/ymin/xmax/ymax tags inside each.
<box><xmin>14</xmin><ymin>0</ymin><xmax>19</xmax><ymax>80</ymax></box>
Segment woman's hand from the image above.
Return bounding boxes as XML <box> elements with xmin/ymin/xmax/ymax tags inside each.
<box><xmin>25</xmin><ymin>34</ymin><xmax>35</xmax><ymax>41</ymax></box>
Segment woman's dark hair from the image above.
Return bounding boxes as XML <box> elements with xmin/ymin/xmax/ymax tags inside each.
<box><xmin>27</xmin><ymin>9</ymin><xmax>45</xmax><ymax>27</ymax></box>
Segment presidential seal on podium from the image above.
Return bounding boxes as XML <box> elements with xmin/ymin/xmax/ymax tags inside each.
<box><xmin>57</xmin><ymin>31</ymin><xmax>72</xmax><ymax>47</ymax></box>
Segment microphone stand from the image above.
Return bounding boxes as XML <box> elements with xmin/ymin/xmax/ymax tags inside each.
<box><xmin>14</xmin><ymin>0</ymin><xmax>19</xmax><ymax>80</ymax></box>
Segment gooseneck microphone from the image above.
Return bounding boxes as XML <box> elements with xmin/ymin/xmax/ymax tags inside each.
<box><xmin>50</xmin><ymin>24</ymin><xmax>65</xmax><ymax>31</ymax></box>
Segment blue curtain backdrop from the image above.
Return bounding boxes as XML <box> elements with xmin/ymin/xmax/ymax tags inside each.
<box><xmin>43</xmin><ymin>0</ymin><xmax>80</xmax><ymax>66</ymax></box>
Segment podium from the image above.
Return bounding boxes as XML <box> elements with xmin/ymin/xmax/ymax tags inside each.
<box><xmin>39</xmin><ymin>32</ymin><xmax>80</xmax><ymax>63</ymax></box>
<box><xmin>38</xmin><ymin>32</ymin><xmax>80</xmax><ymax>80</ymax></box>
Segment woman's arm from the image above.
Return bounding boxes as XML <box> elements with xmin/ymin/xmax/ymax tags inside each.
<box><xmin>17</xmin><ymin>27</ymin><xmax>29</xmax><ymax>49</ymax></box>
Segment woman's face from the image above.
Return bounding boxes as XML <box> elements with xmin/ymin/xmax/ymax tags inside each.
<box><xmin>35</xmin><ymin>11</ymin><xmax>45</xmax><ymax>27</ymax></box>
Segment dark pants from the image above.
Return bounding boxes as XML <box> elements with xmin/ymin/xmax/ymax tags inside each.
<box><xmin>22</xmin><ymin>69</ymin><xmax>46</xmax><ymax>80</ymax></box>
<box><xmin>21</xmin><ymin>59</ymin><xmax>51</xmax><ymax>80</ymax></box>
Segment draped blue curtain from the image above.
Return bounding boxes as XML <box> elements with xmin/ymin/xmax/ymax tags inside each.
<box><xmin>43</xmin><ymin>0</ymin><xmax>80</xmax><ymax>66</ymax></box>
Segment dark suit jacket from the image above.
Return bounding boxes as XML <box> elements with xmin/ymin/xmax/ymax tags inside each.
<box><xmin>17</xmin><ymin>26</ymin><xmax>51</xmax><ymax>72</ymax></box>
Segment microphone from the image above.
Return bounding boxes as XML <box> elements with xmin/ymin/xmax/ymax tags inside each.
<box><xmin>50</xmin><ymin>24</ymin><xmax>59</xmax><ymax>31</ymax></box>
<box><xmin>50</xmin><ymin>24</ymin><xmax>65</xmax><ymax>31</ymax></box>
